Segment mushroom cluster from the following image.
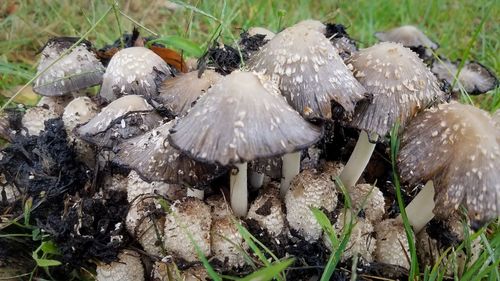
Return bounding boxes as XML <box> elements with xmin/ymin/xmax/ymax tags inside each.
<box><xmin>0</xmin><ymin>19</ymin><xmax>498</xmax><ymax>281</ymax></box>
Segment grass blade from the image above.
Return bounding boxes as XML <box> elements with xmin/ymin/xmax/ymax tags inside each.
<box><xmin>148</xmin><ymin>36</ymin><xmax>203</xmax><ymax>57</ymax></box>
<box><xmin>238</xmin><ymin>258</ymin><xmax>295</xmax><ymax>281</ymax></box>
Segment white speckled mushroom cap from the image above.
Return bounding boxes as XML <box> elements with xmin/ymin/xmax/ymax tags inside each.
<box><xmin>155</xmin><ymin>70</ymin><xmax>222</xmax><ymax>117</ymax></box>
<box><xmin>375</xmin><ymin>25</ymin><xmax>438</xmax><ymax>50</ymax></box>
<box><xmin>76</xmin><ymin>95</ymin><xmax>162</xmax><ymax>149</ymax></box>
<box><xmin>34</xmin><ymin>38</ymin><xmax>105</xmax><ymax>96</ymax></box>
<box><xmin>349</xmin><ymin>184</ymin><xmax>385</xmax><ymax>223</ymax></box>
<box><xmin>62</xmin><ymin>96</ymin><xmax>99</xmax><ymax>132</ymax></box>
<box><xmin>99</xmin><ymin>47</ymin><xmax>172</xmax><ymax>102</ymax></box>
<box><xmin>349</xmin><ymin>42</ymin><xmax>445</xmax><ymax>136</ymax></box>
<box><xmin>22</xmin><ymin>107</ymin><xmax>59</xmax><ymax>136</ymax></box>
<box><xmin>248</xmin><ymin>20</ymin><xmax>366</xmax><ymax>119</ymax></box>
<box><xmin>247</xmin><ymin>185</ymin><xmax>286</xmax><ymax>237</ymax></box>
<box><xmin>169</xmin><ymin>71</ymin><xmax>322</xmax><ymax>166</ymax></box>
<box><xmin>113</xmin><ymin>121</ymin><xmax>225</xmax><ymax>188</ymax></box>
<box><xmin>374</xmin><ymin>218</ymin><xmax>413</xmax><ymax>270</ymax></box>
<box><xmin>399</xmin><ymin>102</ymin><xmax>500</xmax><ymax>224</ymax></box>
<box><xmin>493</xmin><ymin>110</ymin><xmax>500</xmax><ymax>129</ymax></box>
<box><xmin>95</xmin><ymin>250</ymin><xmax>144</xmax><ymax>281</ymax></box>
<box><xmin>211</xmin><ymin>216</ymin><xmax>248</xmax><ymax>268</ymax></box>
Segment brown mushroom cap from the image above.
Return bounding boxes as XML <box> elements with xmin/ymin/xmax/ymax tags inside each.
<box><xmin>99</xmin><ymin>47</ymin><xmax>172</xmax><ymax>102</ymax></box>
<box><xmin>349</xmin><ymin>42</ymin><xmax>445</xmax><ymax>136</ymax></box>
<box><xmin>375</xmin><ymin>25</ymin><xmax>438</xmax><ymax>50</ymax></box>
<box><xmin>431</xmin><ymin>59</ymin><xmax>498</xmax><ymax>95</ymax></box>
<box><xmin>76</xmin><ymin>95</ymin><xmax>162</xmax><ymax>149</ymax></box>
<box><xmin>153</xmin><ymin>70</ymin><xmax>222</xmax><ymax>117</ymax></box>
<box><xmin>113</xmin><ymin>121</ymin><xmax>225</xmax><ymax>188</ymax></box>
<box><xmin>248</xmin><ymin>20</ymin><xmax>366</xmax><ymax>119</ymax></box>
<box><xmin>33</xmin><ymin>37</ymin><xmax>105</xmax><ymax>96</ymax></box>
<box><xmin>399</xmin><ymin>102</ymin><xmax>500</xmax><ymax>223</ymax></box>
<box><xmin>169</xmin><ymin>71</ymin><xmax>322</xmax><ymax>166</ymax></box>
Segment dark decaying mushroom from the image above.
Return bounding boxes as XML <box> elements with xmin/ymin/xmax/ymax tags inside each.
<box><xmin>431</xmin><ymin>59</ymin><xmax>498</xmax><ymax>95</ymax></box>
<box><xmin>169</xmin><ymin>71</ymin><xmax>321</xmax><ymax>216</ymax></box>
<box><xmin>76</xmin><ymin>95</ymin><xmax>163</xmax><ymax>149</ymax></box>
<box><xmin>374</xmin><ymin>25</ymin><xmax>438</xmax><ymax>61</ymax></box>
<box><xmin>99</xmin><ymin>47</ymin><xmax>173</xmax><ymax>102</ymax></box>
<box><xmin>113</xmin><ymin>121</ymin><xmax>225</xmax><ymax>191</ymax></box>
<box><xmin>339</xmin><ymin>42</ymin><xmax>445</xmax><ymax>188</ymax></box>
<box><xmin>33</xmin><ymin>37</ymin><xmax>105</xmax><ymax>96</ymax></box>
<box><xmin>152</xmin><ymin>70</ymin><xmax>222</xmax><ymax>117</ymax></box>
<box><xmin>249</xmin><ymin>19</ymin><xmax>367</xmax><ymax>120</ymax></box>
<box><xmin>399</xmin><ymin>102</ymin><xmax>500</xmax><ymax>231</ymax></box>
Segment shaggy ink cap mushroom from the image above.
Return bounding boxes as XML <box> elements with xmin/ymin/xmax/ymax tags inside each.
<box><xmin>398</xmin><ymin>102</ymin><xmax>500</xmax><ymax>230</ymax></box>
<box><xmin>76</xmin><ymin>95</ymin><xmax>162</xmax><ymax>149</ymax></box>
<box><xmin>95</xmin><ymin>250</ymin><xmax>144</xmax><ymax>281</ymax></box>
<box><xmin>374</xmin><ymin>219</ymin><xmax>413</xmax><ymax>270</ymax></box>
<box><xmin>324</xmin><ymin>23</ymin><xmax>358</xmax><ymax>60</ymax></box>
<box><xmin>113</xmin><ymin>121</ymin><xmax>225</xmax><ymax>190</ymax></box>
<box><xmin>248</xmin><ymin>19</ymin><xmax>367</xmax><ymax>119</ymax></box>
<box><xmin>153</xmin><ymin>70</ymin><xmax>222</xmax><ymax>117</ymax></box>
<box><xmin>169</xmin><ymin>71</ymin><xmax>322</xmax><ymax>216</ymax></box>
<box><xmin>375</xmin><ymin>25</ymin><xmax>438</xmax><ymax>60</ymax></box>
<box><xmin>99</xmin><ymin>46</ymin><xmax>173</xmax><ymax>102</ymax></box>
<box><xmin>339</xmin><ymin>42</ymin><xmax>445</xmax><ymax>188</ymax></box>
<box><xmin>33</xmin><ymin>37</ymin><xmax>105</xmax><ymax>96</ymax></box>
<box><xmin>431</xmin><ymin>59</ymin><xmax>498</xmax><ymax>95</ymax></box>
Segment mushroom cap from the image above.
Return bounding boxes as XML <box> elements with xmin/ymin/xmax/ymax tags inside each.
<box><xmin>248</xmin><ymin>20</ymin><xmax>367</xmax><ymax>119</ymax></box>
<box><xmin>211</xmin><ymin>216</ymin><xmax>248</xmax><ymax>268</ymax></box>
<box><xmin>62</xmin><ymin>96</ymin><xmax>99</xmax><ymax>132</ymax></box>
<box><xmin>398</xmin><ymin>102</ymin><xmax>500</xmax><ymax>224</ymax></box>
<box><xmin>493</xmin><ymin>109</ymin><xmax>500</xmax><ymax>129</ymax></box>
<box><xmin>348</xmin><ymin>184</ymin><xmax>385</xmax><ymax>223</ymax></box>
<box><xmin>22</xmin><ymin>106</ymin><xmax>59</xmax><ymax>136</ymax></box>
<box><xmin>169</xmin><ymin>71</ymin><xmax>322</xmax><ymax>166</ymax></box>
<box><xmin>95</xmin><ymin>250</ymin><xmax>144</xmax><ymax>281</ymax></box>
<box><xmin>126</xmin><ymin>170</ymin><xmax>173</xmax><ymax>203</ymax></box>
<box><xmin>34</xmin><ymin>37</ymin><xmax>105</xmax><ymax>96</ymax></box>
<box><xmin>114</xmin><ymin>121</ymin><xmax>225</xmax><ymax>188</ymax></box>
<box><xmin>374</xmin><ymin>219</ymin><xmax>413</xmax><ymax>269</ymax></box>
<box><xmin>154</xmin><ymin>70</ymin><xmax>222</xmax><ymax>117</ymax></box>
<box><xmin>246</xmin><ymin>184</ymin><xmax>286</xmax><ymax>237</ymax></box>
<box><xmin>99</xmin><ymin>47</ymin><xmax>172</xmax><ymax>102</ymax></box>
<box><xmin>38</xmin><ymin>96</ymin><xmax>74</xmax><ymax>116</ymax></box>
<box><xmin>431</xmin><ymin>59</ymin><xmax>498</xmax><ymax>95</ymax></box>
<box><xmin>375</xmin><ymin>25</ymin><xmax>438</xmax><ymax>50</ymax></box>
<box><xmin>349</xmin><ymin>42</ymin><xmax>445</xmax><ymax>136</ymax></box>
<box><xmin>76</xmin><ymin>95</ymin><xmax>163</xmax><ymax>149</ymax></box>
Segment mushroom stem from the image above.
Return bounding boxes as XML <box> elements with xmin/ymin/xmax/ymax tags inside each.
<box><xmin>230</xmin><ymin>162</ymin><xmax>248</xmax><ymax>217</ymax></box>
<box><xmin>280</xmin><ymin>151</ymin><xmax>301</xmax><ymax>198</ymax></box>
<box><xmin>249</xmin><ymin>171</ymin><xmax>264</xmax><ymax>189</ymax></box>
<box><xmin>397</xmin><ymin>181</ymin><xmax>435</xmax><ymax>233</ymax></box>
<box><xmin>187</xmin><ymin>188</ymin><xmax>204</xmax><ymax>200</ymax></box>
<box><xmin>339</xmin><ymin>131</ymin><xmax>378</xmax><ymax>188</ymax></box>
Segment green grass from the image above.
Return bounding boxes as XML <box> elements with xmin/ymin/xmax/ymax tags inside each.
<box><xmin>0</xmin><ymin>0</ymin><xmax>499</xmax><ymax>280</ymax></box>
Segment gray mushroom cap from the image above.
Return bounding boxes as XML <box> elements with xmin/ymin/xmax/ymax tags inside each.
<box><xmin>169</xmin><ymin>71</ymin><xmax>322</xmax><ymax>166</ymax></box>
<box><xmin>349</xmin><ymin>42</ymin><xmax>445</xmax><ymax>136</ymax></box>
<box><xmin>399</xmin><ymin>102</ymin><xmax>500</xmax><ymax>224</ymax></box>
<box><xmin>375</xmin><ymin>25</ymin><xmax>438</xmax><ymax>50</ymax></box>
<box><xmin>431</xmin><ymin>59</ymin><xmax>498</xmax><ymax>95</ymax></box>
<box><xmin>76</xmin><ymin>95</ymin><xmax>162</xmax><ymax>149</ymax></box>
<box><xmin>99</xmin><ymin>47</ymin><xmax>172</xmax><ymax>102</ymax></box>
<box><xmin>113</xmin><ymin>121</ymin><xmax>225</xmax><ymax>188</ymax></box>
<box><xmin>153</xmin><ymin>70</ymin><xmax>222</xmax><ymax>117</ymax></box>
<box><xmin>248</xmin><ymin>20</ymin><xmax>367</xmax><ymax>119</ymax></box>
<box><xmin>33</xmin><ymin>37</ymin><xmax>105</xmax><ymax>96</ymax></box>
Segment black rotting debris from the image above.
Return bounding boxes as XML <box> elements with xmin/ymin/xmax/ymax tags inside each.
<box><xmin>198</xmin><ymin>42</ymin><xmax>247</xmax><ymax>75</ymax></box>
<box><xmin>239</xmin><ymin>31</ymin><xmax>268</xmax><ymax>52</ymax></box>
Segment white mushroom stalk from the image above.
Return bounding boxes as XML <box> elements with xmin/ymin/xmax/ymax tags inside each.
<box><xmin>230</xmin><ymin>162</ymin><xmax>248</xmax><ymax>216</ymax></box>
<box><xmin>397</xmin><ymin>181</ymin><xmax>435</xmax><ymax>233</ymax></box>
<box><xmin>339</xmin><ymin>131</ymin><xmax>378</xmax><ymax>188</ymax></box>
<box><xmin>187</xmin><ymin>188</ymin><xmax>205</xmax><ymax>200</ymax></box>
<box><xmin>280</xmin><ymin>151</ymin><xmax>301</xmax><ymax>197</ymax></box>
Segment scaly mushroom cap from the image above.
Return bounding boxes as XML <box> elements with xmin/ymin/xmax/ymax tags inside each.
<box><xmin>211</xmin><ymin>216</ymin><xmax>248</xmax><ymax>268</ymax></box>
<box><xmin>154</xmin><ymin>70</ymin><xmax>222</xmax><ymax>117</ymax></box>
<box><xmin>375</xmin><ymin>25</ymin><xmax>438</xmax><ymax>50</ymax></box>
<box><xmin>163</xmin><ymin>197</ymin><xmax>212</xmax><ymax>262</ymax></box>
<box><xmin>114</xmin><ymin>121</ymin><xmax>224</xmax><ymax>188</ymax></box>
<box><xmin>493</xmin><ymin>110</ymin><xmax>500</xmax><ymax>129</ymax></box>
<box><xmin>95</xmin><ymin>250</ymin><xmax>144</xmax><ymax>281</ymax></box>
<box><xmin>399</xmin><ymin>102</ymin><xmax>500</xmax><ymax>223</ymax></box>
<box><xmin>247</xmin><ymin>184</ymin><xmax>286</xmax><ymax>237</ymax></box>
<box><xmin>349</xmin><ymin>42</ymin><xmax>445</xmax><ymax>136</ymax></box>
<box><xmin>22</xmin><ymin>107</ymin><xmax>59</xmax><ymax>136</ymax></box>
<box><xmin>248</xmin><ymin>20</ymin><xmax>366</xmax><ymax>119</ymax></box>
<box><xmin>76</xmin><ymin>95</ymin><xmax>162</xmax><ymax>149</ymax></box>
<box><xmin>99</xmin><ymin>47</ymin><xmax>172</xmax><ymax>102</ymax></box>
<box><xmin>169</xmin><ymin>71</ymin><xmax>322</xmax><ymax>166</ymax></box>
<box><xmin>374</xmin><ymin>218</ymin><xmax>413</xmax><ymax>270</ymax></box>
<box><xmin>431</xmin><ymin>59</ymin><xmax>498</xmax><ymax>95</ymax></box>
<box><xmin>33</xmin><ymin>37</ymin><xmax>105</xmax><ymax>96</ymax></box>
<box><xmin>126</xmin><ymin>170</ymin><xmax>174</xmax><ymax>203</ymax></box>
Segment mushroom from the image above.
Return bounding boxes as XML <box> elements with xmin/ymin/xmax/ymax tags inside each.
<box><xmin>398</xmin><ymin>102</ymin><xmax>500</xmax><ymax>232</ymax></box>
<box><xmin>375</xmin><ymin>25</ymin><xmax>438</xmax><ymax>61</ymax></box>
<box><xmin>168</xmin><ymin>71</ymin><xmax>321</xmax><ymax>216</ymax></box>
<box><xmin>348</xmin><ymin>183</ymin><xmax>385</xmax><ymax>223</ymax></box>
<box><xmin>374</xmin><ymin>218</ymin><xmax>413</xmax><ymax>270</ymax></box>
<box><xmin>324</xmin><ymin>23</ymin><xmax>358</xmax><ymax>60</ymax></box>
<box><xmin>339</xmin><ymin>42</ymin><xmax>445</xmax><ymax>188</ymax></box>
<box><xmin>21</xmin><ymin>106</ymin><xmax>59</xmax><ymax>136</ymax></box>
<box><xmin>76</xmin><ymin>95</ymin><xmax>163</xmax><ymax>149</ymax></box>
<box><xmin>211</xmin><ymin>216</ymin><xmax>248</xmax><ymax>269</ymax></box>
<box><xmin>239</xmin><ymin>27</ymin><xmax>275</xmax><ymax>55</ymax></box>
<box><xmin>248</xmin><ymin>19</ymin><xmax>367</xmax><ymax>120</ymax></box>
<box><xmin>247</xmin><ymin>183</ymin><xmax>286</xmax><ymax>237</ymax></box>
<box><xmin>113</xmin><ymin>121</ymin><xmax>224</xmax><ymax>200</ymax></box>
<box><xmin>37</xmin><ymin>95</ymin><xmax>73</xmax><ymax>116</ymax></box>
<box><xmin>152</xmin><ymin>70</ymin><xmax>222</xmax><ymax>117</ymax></box>
<box><xmin>126</xmin><ymin>170</ymin><xmax>173</xmax><ymax>203</ymax></box>
<box><xmin>99</xmin><ymin>46</ymin><xmax>173</xmax><ymax>102</ymax></box>
<box><xmin>431</xmin><ymin>59</ymin><xmax>498</xmax><ymax>95</ymax></box>
<box><xmin>95</xmin><ymin>250</ymin><xmax>144</xmax><ymax>281</ymax></box>
<box><xmin>33</xmin><ymin>37</ymin><xmax>105</xmax><ymax>97</ymax></box>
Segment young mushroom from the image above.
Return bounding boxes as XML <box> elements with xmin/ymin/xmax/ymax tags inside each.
<box><xmin>398</xmin><ymin>102</ymin><xmax>500</xmax><ymax>232</ymax></box>
<box><xmin>95</xmin><ymin>250</ymin><xmax>144</xmax><ymax>281</ymax></box>
<box><xmin>339</xmin><ymin>42</ymin><xmax>445</xmax><ymax>188</ymax></box>
<box><xmin>21</xmin><ymin>106</ymin><xmax>59</xmax><ymax>136</ymax></box>
<box><xmin>33</xmin><ymin>37</ymin><xmax>105</xmax><ymax>97</ymax></box>
<box><xmin>99</xmin><ymin>47</ymin><xmax>173</xmax><ymax>102</ymax></box>
<box><xmin>168</xmin><ymin>71</ymin><xmax>321</xmax><ymax>216</ymax></box>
